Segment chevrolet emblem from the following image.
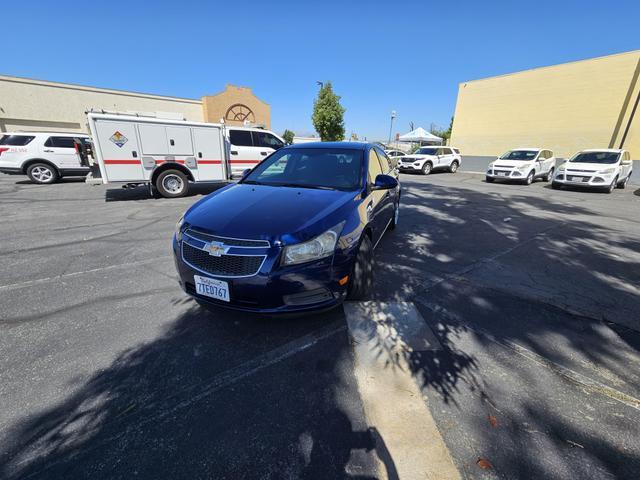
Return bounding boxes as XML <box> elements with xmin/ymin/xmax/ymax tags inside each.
<box><xmin>204</xmin><ymin>241</ymin><xmax>227</xmax><ymax>257</ymax></box>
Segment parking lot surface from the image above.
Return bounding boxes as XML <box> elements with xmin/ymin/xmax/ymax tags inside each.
<box><xmin>1</xmin><ymin>172</ymin><xmax>640</xmax><ymax>479</ymax></box>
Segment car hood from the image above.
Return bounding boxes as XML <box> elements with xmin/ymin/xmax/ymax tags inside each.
<box><xmin>184</xmin><ymin>183</ymin><xmax>358</xmax><ymax>244</ymax></box>
<box><xmin>562</xmin><ymin>162</ymin><xmax>615</xmax><ymax>172</ymax></box>
<box><xmin>401</xmin><ymin>154</ymin><xmax>436</xmax><ymax>162</ymax></box>
<box><xmin>491</xmin><ymin>159</ymin><xmax>533</xmax><ymax>168</ymax></box>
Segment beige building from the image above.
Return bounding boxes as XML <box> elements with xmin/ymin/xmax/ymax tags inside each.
<box><xmin>0</xmin><ymin>76</ymin><xmax>270</xmax><ymax>133</ymax></box>
<box><xmin>450</xmin><ymin>50</ymin><xmax>640</xmax><ymax>159</ymax></box>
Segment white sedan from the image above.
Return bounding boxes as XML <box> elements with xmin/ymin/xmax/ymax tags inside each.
<box><xmin>486</xmin><ymin>148</ymin><xmax>556</xmax><ymax>185</ymax></box>
<box><xmin>552</xmin><ymin>149</ymin><xmax>633</xmax><ymax>193</ymax></box>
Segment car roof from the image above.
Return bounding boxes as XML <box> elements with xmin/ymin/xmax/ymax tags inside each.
<box><xmin>285</xmin><ymin>141</ymin><xmax>369</xmax><ymax>151</ymax></box>
<box><xmin>511</xmin><ymin>147</ymin><xmax>543</xmax><ymax>151</ymax></box>
<box><xmin>578</xmin><ymin>148</ymin><xmax>625</xmax><ymax>153</ymax></box>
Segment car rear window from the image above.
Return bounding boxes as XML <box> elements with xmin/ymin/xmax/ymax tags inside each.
<box><xmin>44</xmin><ymin>137</ymin><xmax>77</xmax><ymax>148</ymax></box>
<box><xmin>229</xmin><ymin>130</ymin><xmax>254</xmax><ymax>147</ymax></box>
<box><xmin>0</xmin><ymin>135</ymin><xmax>35</xmax><ymax>146</ymax></box>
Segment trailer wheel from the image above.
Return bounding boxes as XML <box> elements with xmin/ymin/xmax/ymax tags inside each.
<box><xmin>156</xmin><ymin>169</ymin><xmax>189</xmax><ymax>198</ymax></box>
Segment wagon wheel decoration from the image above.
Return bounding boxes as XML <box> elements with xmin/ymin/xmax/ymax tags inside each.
<box><xmin>225</xmin><ymin>104</ymin><xmax>255</xmax><ymax>123</ymax></box>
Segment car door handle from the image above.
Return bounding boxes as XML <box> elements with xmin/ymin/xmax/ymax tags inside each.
<box><xmin>230</xmin><ymin>150</ymin><xmax>238</xmax><ymax>155</ymax></box>
<box><xmin>260</xmin><ymin>151</ymin><xmax>268</xmax><ymax>156</ymax></box>
<box><xmin>43</xmin><ymin>149</ymin><xmax>54</xmax><ymax>153</ymax></box>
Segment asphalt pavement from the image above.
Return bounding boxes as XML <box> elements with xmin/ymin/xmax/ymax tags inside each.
<box><xmin>1</xmin><ymin>171</ymin><xmax>639</xmax><ymax>479</ymax></box>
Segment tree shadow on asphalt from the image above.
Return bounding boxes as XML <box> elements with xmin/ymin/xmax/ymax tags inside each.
<box><xmin>0</xmin><ymin>302</ymin><xmax>398</xmax><ymax>479</ymax></box>
<box><xmin>360</xmin><ymin>178</ymin><xmax>640</xmax><ymax>478</ymax></box>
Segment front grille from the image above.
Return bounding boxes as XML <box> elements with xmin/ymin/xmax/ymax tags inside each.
<box><xmin>566</xmin><ymin>169</ymin><xmax>596</xmax><ymax>173</ymax></box>
<box><xmin>566</xmin><ymin>175</ymin><xmax>591</xmax><ymax>183</ymax></box>
<box><xmin>494</xmin><ymin>169</ymin><xmax>512</xmax><ymax>175</ymax></box>
<box><xmin>182</xmin><ymin>242</ymin><xmax>265</xmax><ymax>277</ymax></box>
<box><xmin>184</xmin><ymin>228</ymin><xmax>269</xmax><ymax>248</ymax></box>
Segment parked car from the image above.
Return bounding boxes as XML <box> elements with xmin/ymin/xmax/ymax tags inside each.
<box><xmin>486</xmin><ymin>148</ymin><xmax>556</xmax><ymax>184</ymax></box>
<box><xmin>385</xmin><ymin>149</ymin><xmax>407</xmax><ymax>158</ymax></box>
<box><xmin>226</xmin><ymin>127</ymin><xmax>285</xmax><ymax>177</ymax></box>
<box><xmin>0</xmin><ymin>132</ymin><xmax>91</xmax><ymax>184</ymax></box>
<box><xmin>552</xmin><ymin>149</ymin><xmax>633</xmax><ymax>193</ymax></box>
<box><xmin>173</xmin><ymin>142</ymin><xmax>400</xmax><ymax>313</ymax></box>
<box><xmin>398</xmin><ymin>146</ymin><xmax>461</xmax><ymax>174</ymax></box>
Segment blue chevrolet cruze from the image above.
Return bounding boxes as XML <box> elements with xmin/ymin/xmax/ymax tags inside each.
<box><xmin>172</xmin><ymin>142</ymin><xmax>400</xmax><ymax>313</ymax></box>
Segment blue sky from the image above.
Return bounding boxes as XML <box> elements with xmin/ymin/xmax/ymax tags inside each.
<box><xmin>3</xmin><ymin>0</ymin><xmax>640</xmax><ymax>140</ymax></box>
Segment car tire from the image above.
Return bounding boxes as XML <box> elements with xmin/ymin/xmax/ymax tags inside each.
<box><xmin>449</xmin><ymin>161</ymin><xmax>459</xmax><ymax>173</ymax></box>
<box><xmin>544</xmin><ymin>167</ymin><xmax>555</xmax><ymax>182</ymax></box>
<box><xmin>551</xmin><ymin>181</ymin><xmax>562</xmax><ymax>190</ymax></box>
<box><xmin>605</xmin><ymin>176</ymin><xmax>618</xmax><ymax>194</ymax></box>
<box><xmin>524</xmin><ymin>171</ymin><xmax>534</xmax><ymax>185</ymax></box>
<box><xmin>26</xmin><ymin>162</ymin><xmax>59</xmax><ymax>184</ymax></box>
<box><xmin>486</xmin><ymin>176</ymin><xmax>494</xmax><ymax>183</ymax></box>
<box><xmin>155</xmin><ymin>169</ymin><xmax>189</xmax><ymax>198</ymax></box>
<box><xmin>617</xmin><ymin>174</ymin><xmax>630</xmax><ymax>189</ymax></box>
<box><xmin>347</xmin><ymin>234</ymin><xmax>374</xmax><ymax>301</ymax></box>
<box><xmin>421</xmin><ymin>162</ymin><xmax>432</xmax><ymax>175</ymax></box>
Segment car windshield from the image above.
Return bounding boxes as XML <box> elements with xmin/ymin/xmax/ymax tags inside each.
<box><xmin>416</xmin><ymin>148</ymin><xmax>439</xmax><ymax>155</ymax></box>
<box><xmin>242</xmin><ymin>148</ymin><xmax>363</xmax><ymax>191</ymax></box>
<box><xmin>500</xmin><ymin>150</ymin><xmax>538</xmax><ymax>161</ymax></box>
<box><xmin>569</xmin><ymin>151</ymin><xmax>620</xmax><ymax>164</ymax></box>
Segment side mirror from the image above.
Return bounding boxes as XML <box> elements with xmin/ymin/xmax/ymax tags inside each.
<box><xmin>372</xmin><ymin>174</ymin><xmax>398</xmax><ymax>191</ymax></box>
<box><xmin>241</xmin><ymin>168</ymin><xmax>252</xmax><ymax>179</ymax></box>
<box><xmin>622</xmin><ymin>160</ymin><xmax>632</xmax><ymax>166</ymax></box>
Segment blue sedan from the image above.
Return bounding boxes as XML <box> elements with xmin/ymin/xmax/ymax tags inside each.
<box><xmin>172</xmin><ymin>142</ymin><xmax>400</xmax><ymax>313</ymax></box>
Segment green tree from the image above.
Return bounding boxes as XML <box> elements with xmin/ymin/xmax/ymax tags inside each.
<box><xmin>312</xmin><ymin>82</ymin><xmax>345</xmax><ymax>141</ymax></box>
<box><xmin>282</xmin><ymin>129</ymin><xmax>295</xmax><ymax>144</ymax></box>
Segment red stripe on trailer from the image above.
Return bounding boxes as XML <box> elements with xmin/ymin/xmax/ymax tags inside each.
<box><xmin>229</xmin><ymin>160</ymin><xmax>261</xmax><ymax>164</ymax></box>
<box><xmin>104</xmin><ymin>159</ymin><xmax>140</xmax><ymax>164</ymax></box>
<box><xmin>199</xmin><ymin>160</ymin><xmax>223</xmax><ymax>164</ymax></box>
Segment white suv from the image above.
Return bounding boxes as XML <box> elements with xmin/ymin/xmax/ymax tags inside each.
<box><xmin>486</xmin><ymin>148</ymin><xmax>556</xmax><ymax>185</ymax></box>
<box><xmin>398</xmin><ymin>146</ymin><xmax>462</xmax><ymax>174</ymax></box>
<box><xmin>0</xmin><ymin>132</ymin><xmax>91</xmax><ymax>184</ymax></box>
<box><xmin>552</xmin><ymin>149</ymin><xmax>633</xmax><ymax>193</ymax></box>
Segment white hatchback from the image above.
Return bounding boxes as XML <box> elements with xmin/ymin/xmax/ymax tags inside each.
<box><xmin>0</xmin><ymin>132</ymin><xmax>91</xmax><ymax>184</ymax></box>
<box><xmin>552</xmin><ymin>149</ymin><xmax>633</xmax><ymax>193</ymax></box>
<box><xmin>486</xmin><ymin>148</ymin><xmax>556</xmax><ymax>185</ymax></box>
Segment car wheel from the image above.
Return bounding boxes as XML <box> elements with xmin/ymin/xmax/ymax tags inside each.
<box><xmin>27</xmin><ymin>163</ymin><xmax>59</xmax><ymax>184</ymax></box>
<box><xmin>486</xmin><ymin>176</ymin><xmax>494</xmax><ymax>183</ymax></box>
<box><xmin>524</xmin><ymin>171</ymin><xmax>534</xmax><ymax>185</ymax></box>
<box><xmin>155</xmin><ymin>169</ymin><xmax>189</xmax><ymax>198</ymax></box>
<box><xmin>551</xmin><ymin>182</ymin><xmax>562</xmax><ymax>190</ymax></box>
<box><xmin>421</xmin><ymin>162</ymin><xmax>432</xmax><ymax>175</ymax></box>
<box><xmin>449</xmin><ymin>161</ymin><xmax>459</xmax><ymax>173</ymax></box>
<box><xmin>605</xmin><ymin>176</ymin><xmax>618</xmax><ymax>194</ymax></box>
<box><xmin>347</xmin><ymin>234</ymin><xmax>374</xmax><ymax>300</ymax></box>
<box><xmin>544</xmin><ymin>167</ymin><xmax>555</xmax><ymax>182</ymax></box>
<box><xmin>617</xmin><ymin>174</ymin><xmax>630</xmax><ymax>189</ymax></box>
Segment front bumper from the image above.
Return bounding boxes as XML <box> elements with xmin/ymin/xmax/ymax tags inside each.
<box><xmin>172</xmin><ymin>235</ymin><xmax>353</xmax><ymax>313</ymax></box>
<box><xmin>399</xmin><ymin>163</ymin><xmax>422</xmax><ymax>171</ymax></box>
<box><xmin>486</xmin><ymin>168</ymin><xmax>526</xmax><ymax>179</ymax></box>
<box><xmin>553</xmin><ymin>171</ymin><xmax>614</xmax><ymax>187</ymax></box>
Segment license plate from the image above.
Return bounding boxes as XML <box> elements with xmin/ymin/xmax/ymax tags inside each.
<box><xmin>194</xmin><ymin>275</ymin><xmax>230</xmax><ymax>302</ymax></box>
<box><xmin>569</xmin><ymin>176</ymin><xmax>580</xmax><ymax>181</ymax></box>
<box><xmin>498</xmin><ymin>172</ymin><xmax>508</xmax><ymax>176</ymax></box>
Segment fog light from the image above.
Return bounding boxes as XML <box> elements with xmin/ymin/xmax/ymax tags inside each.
<box><xmin>593</xmin><ymin>177</ymin><xmax>605</xmax><ymax>183</ymax></box>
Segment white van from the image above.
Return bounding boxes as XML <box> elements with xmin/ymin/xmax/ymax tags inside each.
<box><xmin>86</xmin><ymin>113</ymin><xmax>285</xmax><ymax>198</ymax></box>
<box><xmin>0</xmin><ymin>132</ymin><xmax>91</xmax><ymax>183</ymax></box>
<box><xmin>226</xmin><ymin>126</ymin><xmax>285</xmax><ymax>177</ymax></box>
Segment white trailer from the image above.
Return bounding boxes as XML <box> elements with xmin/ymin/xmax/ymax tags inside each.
<box><xmin>86</xmin><ymin>112</ymin><xmax>229</xmax><ymax>198</ymax></box>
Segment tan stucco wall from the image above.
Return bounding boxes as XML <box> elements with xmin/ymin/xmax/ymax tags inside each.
<box><xmin>450</xmin><ymin>50</ymin><xmax>640</xmax><ymax>159</ymax></box>
<box><xmin>202</xmin><ymin>84</ymin><xmax>270</xmax><ymax>128</ymax></box>
<box><xmin>0</xmin><ymin>75</ymin><xmax>203</xmax><ymax>133</ymax></box>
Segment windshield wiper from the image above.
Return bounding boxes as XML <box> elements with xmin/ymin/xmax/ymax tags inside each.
<box><xmin>242</xmin><ymin>180</ymin><xmax>264</xmax><ymax>185</ymax></box>
<box><xmin>272</xmin><ymin>182</ymin><xmax>335</xmax><ymax>190</ymax></box>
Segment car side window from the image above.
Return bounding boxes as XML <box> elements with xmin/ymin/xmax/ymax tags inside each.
<box><xmin>375</xmin><ymin>148</ymin><xmax>393</xmax><ymax>172</ymax></box>
<box><xmin>255</xmin><ymin>132</ymin><xmax>284</xmax><ymax>150</ymax></box>
<box><xmin>229</xmin><ymin>130</ymin><xmax>254</xmax><ymax>147</ymax></box>
<box><xmin>44</xmin><ymin>137</ymin><xmax>76</xmax><ymax>148</ymax></box>
<box><xmin>368</xmin><ymin>149</ymin><xmax>383</xmax><ymax>183</ymax></box>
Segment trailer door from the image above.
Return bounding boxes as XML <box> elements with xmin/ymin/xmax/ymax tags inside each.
<box><xmin>94</xmin><ymin>120</ymin><xmax>143</xmax><ymax>181</ymax></box>
<box><xmin>192</xmin><ymin>127</ymin><xmax>226</xmax><ymax>181</ymax></box>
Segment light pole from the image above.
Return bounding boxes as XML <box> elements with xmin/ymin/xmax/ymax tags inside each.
<box><xmin>388</xmin><ymin>110</ymin><xmax>396</xmax><ymax>147</ymax></box>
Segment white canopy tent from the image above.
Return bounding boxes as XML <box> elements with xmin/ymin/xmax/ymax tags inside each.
<box><xmin>398</xmin><ymin>127</ymin><xmax>442</xmax><ymax>144</ymax></box>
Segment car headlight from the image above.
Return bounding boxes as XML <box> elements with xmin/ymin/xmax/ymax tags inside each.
<box><xmin>599</xmin><ymin>167</ymin><xmax>615</xmax><ymax>174</ymax></box>
<box><xmin>557</xmin><ymin>165</ymin><xmax>566</xmax><ymax>172</ymax></box>
<box><xmin>175</xmin><ymin>215</ymin><xmax>185</xmax><ymax>240</ymax></box>
<box><xmin>518</xmin><ymin>164</ymin><xmax>530</xmax><ymax>171</ymax></box>
<box><xmin>487</xmin><ymin>163</ymin><xmax>494</xmax><ymax>170</ymax></box>
<box><xmin>283</xmin><ymin>222</ymin><xmax>345</xmax><ymax>266</ymax></box>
